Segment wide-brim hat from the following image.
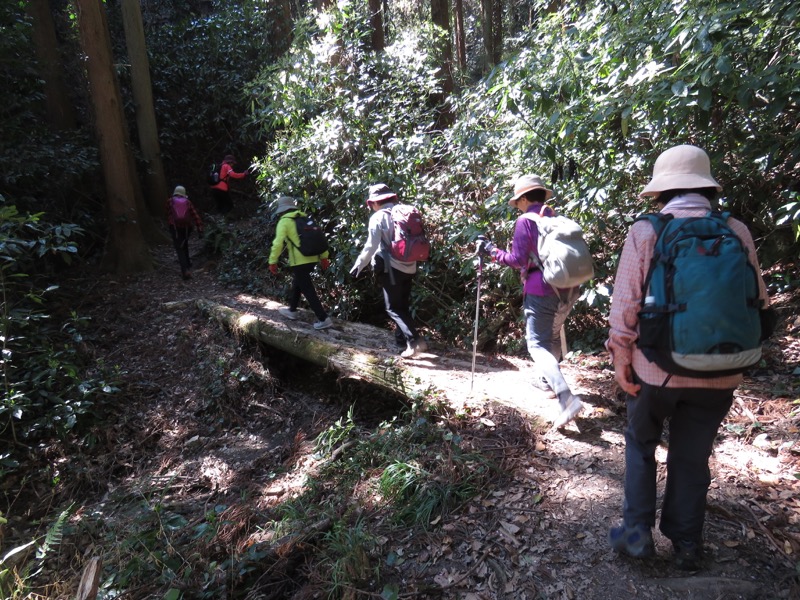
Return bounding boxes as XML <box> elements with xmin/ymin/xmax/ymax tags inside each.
<box><xmin>509</xmin><ymin>174</ymin><xmax>553</xmax><ymax>205</ymax></box>
<box><xmin>173</xmin><ymin>185</ymin><xmax>187</xmax><ymax>197</ymax></box>
<box><xmin>273</xmin><ymin>195</ymin><xmax>298</xmax><ymax>214</ymax></box>
<box><xmin>223</xmin><ymin>154</ymin><xmax>236</xmax><ymax>163</ymax></box>
<box><xmin>366</xmin><ymin>183</ymin><xmax>397</xmax><ymax>205</ymax></box>
<box><xmin>640</xmin><ymin>145</ymin><xmax>722</xmax><ymax>198</ymax></box>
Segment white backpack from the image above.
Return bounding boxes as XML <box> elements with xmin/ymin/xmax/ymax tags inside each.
<box><xmin>520</xmin><ymin>208</ymin><xmax>594</xmax><ymax>288</ymax></box>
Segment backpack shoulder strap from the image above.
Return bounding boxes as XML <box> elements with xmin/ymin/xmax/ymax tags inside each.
<box><xmin>635</xmin><ymin>212</ymin><xmax>673</xmax><ymax>307</ymax></box>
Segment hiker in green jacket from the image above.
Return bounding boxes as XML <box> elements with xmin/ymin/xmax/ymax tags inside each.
<box><xmin>269</xmin><ymin>196</ymin><xmax>332</xmax><ymax>330</ymax></box>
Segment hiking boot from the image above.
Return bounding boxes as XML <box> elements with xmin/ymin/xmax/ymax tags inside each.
<box><xmin>401</xmin><ymin>339</ymin><xmax>427</xmax><ymax>358</ymax></box>
<box><xmin>553</xmin><ymin>394</ymin><xmax>584</xmax><ymax>428</ymax></box>
<box><xmin>278</xmin><ymin>308</ymin><xmax>298</xmax><ymax>320</ymax></box>
<box><xmin>531</xmin><ymin>375</ymin><xmax>550</xmax><ymax>391</ymax></box>
<box><xmin>313</xmin><ymin>317</ymin><xmax>333</xmax><ymax>330</ymax></box>
<box><xmin>672</xmin><ymin>539</ymin><xmax>703</xmax><ymax>570</ymax></box>
<box><xmin>609</xmin><ymin>523</ymin><xmax>655</xmax><ymax>558</ymax></box>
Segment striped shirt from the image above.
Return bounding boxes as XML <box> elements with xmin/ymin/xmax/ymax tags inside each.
<box><xmin>606</xmin><ymin>194</ymin><xmax>769</xmax><ymax>388</ymax></box>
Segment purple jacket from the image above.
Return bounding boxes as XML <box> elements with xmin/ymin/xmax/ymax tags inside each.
<box><xmin>493</xmin><ymin>203</ymin><xmax>555</xmax><ymax>297</ymax></box>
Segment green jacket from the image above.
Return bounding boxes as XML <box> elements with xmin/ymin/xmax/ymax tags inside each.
<box><xmin>269</xmin><ymin>210</ymin><xmax>329</xmax><ymax>267</ymax></box>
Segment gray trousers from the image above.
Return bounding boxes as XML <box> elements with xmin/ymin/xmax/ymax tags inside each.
<box><xmin>623</xmin><ymin>375</ymin><xmax>734</xmax><ymax>543</ymax></box>
<box><xmin>523</xmin><ymin>289</ymin><xmax>579</xmax><ymax>406</ymax></box>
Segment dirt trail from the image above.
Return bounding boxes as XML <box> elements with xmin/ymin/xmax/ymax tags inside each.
<box><xmin>70</xmin><ymin>238</ymin><xmax>800</xmax><ymax>599</ymax></box>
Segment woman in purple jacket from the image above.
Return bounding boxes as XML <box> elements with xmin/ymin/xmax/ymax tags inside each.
<box><xmin>478</xmin><ymin>175</ymin><xmax>584</xmax><ymax>428</ymax></box>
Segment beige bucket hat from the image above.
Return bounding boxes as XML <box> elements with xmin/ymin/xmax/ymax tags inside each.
<box><xmin>640</xmin><ymin>145</ymin><xmax>722</xmax><ymax>198</ymax></box>
<box><xmin>509</xmin><ymin>174</ymin><xmax>553</xmax><ymax>206</ymax></box>
<box><xmin>173</xmin><ymin>185</ymin><xmax>188</xmax><ymax>197</ymax></box>
<box><xmin>273</xmin><ymin>196</ymin><xmax>298</xmax><ymax>214</ymax></box>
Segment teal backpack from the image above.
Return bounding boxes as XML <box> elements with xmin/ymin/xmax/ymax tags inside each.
<box><xmin>636</xmin><ymin>211</ymin><xmax>766</xmax><ymax>378</ymax></box>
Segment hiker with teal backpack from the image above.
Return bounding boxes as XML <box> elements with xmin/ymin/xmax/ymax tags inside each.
<box><xmin>269</xmin><ymin>196</ymin><xmax>333</xmax><ymax>330</ymax></box>
<box><xmin>477</xmin><ymin>174</ymin><xmax>593</xmax><ymax>429</ymax></box>
<box><xmin>166</xmin><ymin>185</ymin><xmax>203</xmax><ymax>281</ymax></box>
<box><xmin>607</xmin><ymin>145</ymin><xmax>774</xmax><ymax>569</ymax></box>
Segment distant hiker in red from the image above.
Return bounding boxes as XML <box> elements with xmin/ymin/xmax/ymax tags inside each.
<box><xmin>166</xmin><ymin>185</ymin><xmax>203</xmax><ymax>280</ymax></box>
<box><xmin>209</xmin><ymin>154</ymin><xmax>247</xmax><ymax>215</ymax></box>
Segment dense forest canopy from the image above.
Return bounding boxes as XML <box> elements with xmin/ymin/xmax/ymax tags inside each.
<box><xmin>0</xmin><ymin>0</ymin><xmax>798</xmax><ymax>595</ymax></box>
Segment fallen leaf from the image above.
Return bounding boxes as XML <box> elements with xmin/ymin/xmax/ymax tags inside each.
<box><xmin>724</xmin><ymin>540</ymin><xmax>740</xmax><ymax>547</ymax></box>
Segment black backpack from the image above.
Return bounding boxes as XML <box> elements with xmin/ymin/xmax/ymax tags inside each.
<box><xmin>288</xmin><ymin>214</ymin><xmax>328</xmax><ymax>256</ymax></box>
<box><xmin>207</xmin><ymin>163</ymin><xmax>221</xmax><ymax>185</ymax></box>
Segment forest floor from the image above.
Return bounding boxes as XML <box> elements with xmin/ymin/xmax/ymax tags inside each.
<box><xmin>10</xmin><ymin>214</ymin><xmax>800</xmax><ymax>599</ymax></box>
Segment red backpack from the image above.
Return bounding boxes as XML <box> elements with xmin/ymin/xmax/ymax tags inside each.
<box><xmin>385</xmin><ymin>204</ymin><xmax>431</xmax><ymax>262</ymax></box>
<box><xmin>170</xmin><ymin>196</ymin><xmax>193</xmax><ymax>227</ymax></box>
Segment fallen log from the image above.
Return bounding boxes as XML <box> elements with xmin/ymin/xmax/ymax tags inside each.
<box><xmin>195</xmin><ymin>296</ymin><xmax>421</xmax><ymax>397</ymax></box>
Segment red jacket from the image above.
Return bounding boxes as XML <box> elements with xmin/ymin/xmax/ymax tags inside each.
<box><xmin>210</xmin><ymin>162</ymin><xmax>246</xmax><ymax>192</ymax></box>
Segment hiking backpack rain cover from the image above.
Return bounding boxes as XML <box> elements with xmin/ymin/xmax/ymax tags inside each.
<box><xmin>170</xmin><ymin>196</ymin><xmax>193</xmax><ymax>228</ymax></box>
<box><xmin>290</xmin><ymin>214</ymin><xmax>329</xmax><ymax>257</ymax></box>
<box><xmin>636</xmin><ymin>211</ymin><xmax>763</xmax><ymax>378</ymax></box>
<box><xmin>521</xmin><ymin>208</ymin><xmax>594</xmax><ymax>288</ymax></box>
<box><xmin>386</xmin><ymin>204</ymin><xmax>431</xmax><ymax>262</ymax></box>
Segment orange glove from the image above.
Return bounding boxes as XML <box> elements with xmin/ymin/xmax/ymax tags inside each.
<box><xmin>320</xmin><ymin>258</ymin><xmax>330</xmax><ymax>270</ymax></box>
<box><xmin>269</xmin><ymin>264</ymin><xmax>279</xmax><ymax>275</ymax></box>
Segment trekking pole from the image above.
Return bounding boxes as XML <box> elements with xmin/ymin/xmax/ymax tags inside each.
<box><xmin>471</xmin><ymin>238</ymin><xmax>485</xmax><ymax>392</ymax></box>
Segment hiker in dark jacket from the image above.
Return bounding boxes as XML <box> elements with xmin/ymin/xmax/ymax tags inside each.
<box><xmin>166</xmin><ymin>185</ymin><xmax>203</xmax><ymax>280</ymax></box>
<box><xmin>606</xmin><ymin>144</ymin><xmax>770</xmax><ymax>569</ymax></box>
<box><xmin>477</xmin><ymin>175</ymin><xmax>583</xmax><ymax>428</ymax></box>
<box><xmin>269</xmin><ymin>196</ymin><xmax>333</xmax><ymax>330</ymax></box>
<box><xmin>349</xmin><ymin>184</ymin><xmax>427</xmax><ymax>358</ymax></box>
<box><xmin>209</xmin><ymin>154</ymin><xmax>247</xmax><ymax>215</ymax></box>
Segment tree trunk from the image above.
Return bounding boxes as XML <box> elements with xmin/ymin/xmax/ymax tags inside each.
<box><xmin>453</xmin><ymin>0</ymin><xmax>467</xmax><ymax>72</ymax></box>
<box><xmin>431</xmin><ymin>0</ymin><xmax>454</xmax><ymax>126</ymax></box>
<box><xmin>480</xmin><ymin>0</ymin><xmax>494</xmax><ymax>72</ymax></box>
<box><xmin>492</xmin><ymin>0</ymin><xmax>503</xmax><ymax>65</ymax></box>
<box><xmin>27</xmin><ymin>0</ymin><xmax>77</xmax><ymax>131</ymax></box>
<box><xmin>368</xmin><ymin>0</ymin><xmax>385</xmax><ymax>52</ymax></box>
<box><xmin>120</xmin><ymin>0</ymin><xmax>168</xmax><ymax>218</ymax></box>
<box><xmin>431</xmin><ymin>0</ymin><xmax>454</xmax><ymax>94</ymax></box>
<box><xmin>75</xmin><ymin>0</ymin><xmax>152</xmax><ymax>274</ymax></box>
<box><xmin>273</xmin><ymin>0</ymin><xmax>293</xmax><ymax>55</ymax></box>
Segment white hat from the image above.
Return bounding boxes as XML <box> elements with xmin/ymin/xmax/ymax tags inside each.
<box><xmin>509</xmin><ymin>174</ymin><xmax>552</xmax><ymax>206</ymax></box>
<box><xmin>173</xmin><ymin>185</ymin><xmax>187</xmax><ymax>197</ymax></box>
<box><xmin>640</xmin><ymin>145</ymin><xmax>722</xmax><ymax>198</ymax></box>
<box><xmin>274</xmin><ymin>196</ymin><xmax>298</xmax><ymax>214</ymax></box>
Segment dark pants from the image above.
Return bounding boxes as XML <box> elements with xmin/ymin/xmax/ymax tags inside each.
<box><xmin>375</xmin><ymin>262</ymin><xmax>419</xmax><ymax>346</ymax></box>
<box><xmin>169</xmin><ymin>225</ymin><xmax>192</xmax><ymax>276</ymax></box>
<box><xmin>288</xmin><ymin>262</ymin><xmax>326</xmax><ymax>321</ymax></box>
<box><xmin>623</xmin><ymin>375</ymin><xmax>734</xmax><ymax>543</ymax></box>
<box><xmin>211</xmin><ymin>188</ymin><xmax>233</xmax><ymax>214</ymax></box>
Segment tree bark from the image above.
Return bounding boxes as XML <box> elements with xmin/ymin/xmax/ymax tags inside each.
<box><xmin>368</xmin><ymin>0</ymin><xmax>385</xmax><ymax>52</ymax></box>
<box><xmin>120</xmin><ymin>0</ymin><xmax>168</xmax><ymax>218</ymax></box>
<box><xmin>75</xmin><ymin>0</ymin><xmax>152</xmax><ymax>274</ymax></box>
<box><xmin>453</xmin><ymin>0</ymin><xmax>467</xmax><ymax>72</ymax></box>
<box><xmin>273</xmin><ymin>0</ymin><xmax>293</xmax><ymax>55</ymax></box>
<box><xmin>431</xmin><ymin>0</ymin><xmax>454</xmax><ymax>94</ymax></box>
<box><xmin>431</xmin><ymin>0</ymin><xmax>454</xmax><ymax>126</ymax></box>
<box><xmin>27</xmin><ymin>0</ymin><xmax>78</xmax><ymax>131</ymax></box>
<box><xmin>480</xmin><ymin>0</ymin><xmax>494</xmax><ymax>72</ymax></box>
<box><xmin>492</xmin><ymin>0</ymin><xmax>503</xmax><ymax>65</ymax></box>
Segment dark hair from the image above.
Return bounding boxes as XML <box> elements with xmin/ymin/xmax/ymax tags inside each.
<box><xmin>657</xmin><ymin>187</ymin><xmax>718</xmax><ymax>204</ymax></box>
<box><xmin>370</xmin><ymin>198</ymin><xmax>394</xmax><ymax>207</ymax></box>
<box><xmin>521</xmin><ymin>188</ymin><xmax>547</xmax><ymax>204</ymax></box>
